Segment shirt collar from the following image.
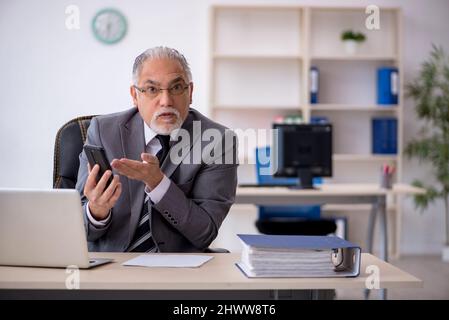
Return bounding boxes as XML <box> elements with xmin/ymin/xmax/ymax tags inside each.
<box><xmin>143</xmin><ymin>121</ymin><xmax>158</xmax><ymax>146</ymax></box>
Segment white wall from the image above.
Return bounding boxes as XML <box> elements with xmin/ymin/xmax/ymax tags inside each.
<box><xmin>1</xmin><ymin>0</ymin><xmax>448</xmax><ymax>254</ymax></box>
<box><xmin>0</xmin><ymin>0</ymin><xmax>210</xmax><ymax>188</ymax></box>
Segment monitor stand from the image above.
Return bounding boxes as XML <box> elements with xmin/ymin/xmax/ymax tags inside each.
<box><xmin>289</xmin><ymin>169</ymin><xmax>315</xmax><ymax>189</ymax></box>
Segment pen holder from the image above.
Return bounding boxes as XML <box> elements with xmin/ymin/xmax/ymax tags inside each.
<box><xmin>380</xmin><ymin>172</ymin><xmax>393</xmax><ymax>189</ymax></box>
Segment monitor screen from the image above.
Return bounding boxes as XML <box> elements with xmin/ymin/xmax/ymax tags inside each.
<box><xmin>273</xmin><ymin>123</ymin><xmax>332</xmax><ymax>188</ymax></box>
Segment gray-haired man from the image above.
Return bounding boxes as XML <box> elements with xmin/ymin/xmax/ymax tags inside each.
<box><xmin>76</xmin><ymin>46</ymin><xmax>238</xmax><ymax>253</ymax></box>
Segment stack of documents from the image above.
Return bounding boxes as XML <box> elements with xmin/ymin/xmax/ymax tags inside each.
<box><xmin>236</xmin><ymin>234</ymin><xmax>361</xmax><ymax>278</ymax></box>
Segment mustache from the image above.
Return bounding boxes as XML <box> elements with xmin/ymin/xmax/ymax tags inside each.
<box><xmin>154</xmin><ymin>107</ymin><xmax>180</xmax><ymax>119</ymax></box>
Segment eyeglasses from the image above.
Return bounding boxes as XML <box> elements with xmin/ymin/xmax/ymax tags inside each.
<box><xmin>133</xmin><ymin>83</ymin><xmax>189</xmax><ymax>98</ymax></box>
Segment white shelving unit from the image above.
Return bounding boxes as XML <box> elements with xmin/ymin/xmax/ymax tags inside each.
<box><xmin>209</xmin><ymin>5</ymin><xmax>403</xmax><ymax>257</ymax></box>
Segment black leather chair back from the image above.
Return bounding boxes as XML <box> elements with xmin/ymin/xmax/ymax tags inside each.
<box><xmin>53</xmin><ymin>115</ymin><xmax>96</xmax><ymax>189</ymax></box>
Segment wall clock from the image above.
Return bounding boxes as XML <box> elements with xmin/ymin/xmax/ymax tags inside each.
<box><xmin>92</xmin><ymin>8</ymin><xmax>127</xmax><ymax>45</ymax></box>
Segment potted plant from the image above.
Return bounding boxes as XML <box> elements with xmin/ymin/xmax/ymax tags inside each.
<box><xmin>404</xmin><ymin>45</ymin><xmax>449</xmax><ymax>261</ymax></box>
<box><xmin>341</xmin><ymin>30</ymin><xmax>366</xmax><ymax>55</ymax></box>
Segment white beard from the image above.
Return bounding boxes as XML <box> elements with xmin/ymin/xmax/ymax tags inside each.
<box><xmin>150</xmin><ymin>107</ymin><xmax>182</xmax><ymax>135</ymax></box>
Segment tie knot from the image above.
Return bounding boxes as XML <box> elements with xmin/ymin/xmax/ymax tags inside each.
<box><xmin>155</xmin><ymin>134</ymin><xmax>170</xmax><ymax>150</ymax></box>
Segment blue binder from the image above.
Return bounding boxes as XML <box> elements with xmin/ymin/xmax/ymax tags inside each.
<box><xmin>377</xmin><ymin>67</ymin><xmax>399</xmax><ymax>105</ymax></box>
<box><xmin>372</xmin><ymin>118</ymin><xmax>397</xmax><ymax>154</ymax></box>
<box><xmin>238</xmin><ymin>234</ymin><xmax>358</xmax><ymax>250</ymax></box>
<box><xmin>310</xmin><ymin>66</ymin><xmax>319</xmax><ymax>104</ymax></box>
<box><xmin>236</xmin><ymin>234</ymin><xmax>361</xmax><ymax>278</ymax></box>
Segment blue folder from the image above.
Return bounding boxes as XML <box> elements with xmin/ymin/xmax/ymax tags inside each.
<box><xmin>310</xmin><ymin>66</ymin><xmax>319</xmax><ymax>104</ymax></box>
<box><xmin>238</xmin><ymin>234</ymin><xmax>358</xmax><ymax>250</ymax></box>
<box><xmin>372</xmin><ymin>118</ymin><xmax>397</xmax><ymax>154</ymax></box>
<box><xmin>377</xmin><ymin>67</ymin><xmax>399</xmax><ymax>105</ymax></box>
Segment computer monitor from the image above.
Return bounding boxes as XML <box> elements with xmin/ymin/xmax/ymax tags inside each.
<box><xmin>272</xmin><ymin>123</ymin><xmax>332</xmax><ymax>189</ymax></box>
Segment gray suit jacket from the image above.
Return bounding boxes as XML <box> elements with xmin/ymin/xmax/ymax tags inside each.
<box><xmin>75</xmin><ymin>107</ymin><xmax>238</xmax><ymax>252</ymax></box>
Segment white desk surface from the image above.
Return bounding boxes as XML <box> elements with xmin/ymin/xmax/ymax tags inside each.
<box><xmin>236</xmin><ymin>183</ymin><xmax>425</xmax><ymax>197</ymax></box>
<box><xmin>0</xmin><ymin>253</ymin><xmax>421</xmax><ymax>291</ymax></box>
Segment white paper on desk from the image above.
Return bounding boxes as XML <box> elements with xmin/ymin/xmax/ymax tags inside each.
<box><xmin>122</xmin><ymin>255</ymin><xmax>213</xmax><ymax>268</ymax></box>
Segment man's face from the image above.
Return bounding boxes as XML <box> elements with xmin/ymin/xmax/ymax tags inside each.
<box><xmin>130</xmin><ymin>58</ymin><xmax>193</xmax><ymax>135</ymax></box>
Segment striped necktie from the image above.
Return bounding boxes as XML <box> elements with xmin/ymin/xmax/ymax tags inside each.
<box><xmin>127</xmin><ymin>134</ymin><xmax>170</xmax><ymax>253</ymax></box>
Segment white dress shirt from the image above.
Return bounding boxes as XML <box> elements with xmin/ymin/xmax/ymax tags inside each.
<box><xmin>87</xmin><ymin>122</ymin><xmax>171</xmax><ymax>226</ymax></box>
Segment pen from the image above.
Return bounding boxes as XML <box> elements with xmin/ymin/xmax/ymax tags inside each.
<box><xmin>389</xmin><ymin>166</ymin><xmax>395</xmax><ymax>175</ymax></box>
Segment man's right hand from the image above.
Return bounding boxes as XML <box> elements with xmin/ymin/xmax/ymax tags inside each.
<box><xmin>84</xmin><ymin>164</ymin><xmax>122</xmax><ymax>220</ymax></box>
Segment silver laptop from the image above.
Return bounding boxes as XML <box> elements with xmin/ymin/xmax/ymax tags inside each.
<box><xmin>0</xmin><ymin>188</ymin><xmax>113</xmax><ymax>268</ymax></box>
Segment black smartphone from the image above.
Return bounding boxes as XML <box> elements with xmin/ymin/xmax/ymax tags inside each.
<box><xmin>83</xmin><ymin>144</ymin><xmax>114</xmax><ymax>188</ymax></box>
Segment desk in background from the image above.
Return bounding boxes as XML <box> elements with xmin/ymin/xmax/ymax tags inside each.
<box><xmin>0</xmin><ymin>252</ymin><xmax>421</xmax><ymax>300</ymax></box>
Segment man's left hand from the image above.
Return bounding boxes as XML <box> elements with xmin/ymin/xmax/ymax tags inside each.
<box><xmin>111</xmin><ymin>153</ymin><xmax>163</xmax><ymax>190</ymax></box>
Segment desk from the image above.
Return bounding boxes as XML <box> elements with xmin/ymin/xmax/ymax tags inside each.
<box><xmin>0</xmin><ymin>252</ymin><xmax>421</xmax><ymax>300</ymax></box>
<box><xmin>235</xmin><ymin>183</ymin><xmax>425</xmax><ymax>263</ymax></box>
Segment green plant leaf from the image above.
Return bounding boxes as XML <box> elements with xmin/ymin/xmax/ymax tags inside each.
<box><xmin>404</xmin><ymin>45</ymin><xmax>449</xmax><ymax>214</ymax></box>
<box><xmin>410</xmin><ymin>181</ymin><xmax>440</xmax><ymax>212</ymax></box>
<box><xmin>341</xmin><ymin>30</ymin><xmax>365</xmax><ymax>42</ymax></box>
<box><xmin>404</xmin><ymin>138</ymin><xmax>433</xmax><ymax>161</ymax></box>
<box><xmin>354</xmin><ymin>32</ymin><xmax>366</xmax><ymax>42</ymax></box>
<box><xmin>341</xmin><ymin>30</ymin><xmax>354</xmax><ymax>41</ymax></box>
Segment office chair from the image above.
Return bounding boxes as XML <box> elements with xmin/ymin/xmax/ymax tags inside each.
<box><xmin>254</xmin><ymin>146</ymin><xmax>337</xmax><ymax>236</ymax></box>
<box><xmin>53</xmin><ymin>115</ymin><xmax>96</xmax><ymax>189</ymax></box>
<box><xmin>53</xmin><ymin>115</ymin><xmax>229</xmax><ymax>253</ymax></box>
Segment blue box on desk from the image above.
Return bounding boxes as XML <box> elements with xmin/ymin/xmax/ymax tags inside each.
<box><xmin>377</xmin><ymin>67</ymin><xmax>399</xmax><ymax>105</ymax></box>
<box><xmin>311</xmin><ymin>116</ymin><xmax>329</xmax><ymax>124</ymax></box>
<box><xmin>372</xmin><ymin>118</ymin><xmax>397</xmax><ymax>154</ymax></box>
<box><xmin>256</xmin><ymin>146</ymin><xmax>321</xmax><ymax>219</ymax></box>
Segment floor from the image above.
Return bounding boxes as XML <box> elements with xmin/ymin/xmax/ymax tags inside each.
<box><xmin>336</xmin><ymin>255</ymin><xmax>449</xmax><ymax>299</ymax></box>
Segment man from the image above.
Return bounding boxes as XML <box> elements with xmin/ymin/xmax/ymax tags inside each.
<box><xmin>75</xmin><ymin>47</ymin><xmax>238</xmax><ymax>253</ymax></box>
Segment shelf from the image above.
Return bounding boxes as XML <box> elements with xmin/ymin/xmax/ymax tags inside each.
<box><xmin>240</xmin><ymin>153</ymin><xmax>398</xmax><ymax>165</ymax></box>
<box><xmin>211</xmin><ymin>6</ymin><xmax>403</xmax><ymax>178</ymax></box>
<box><xmin>310</xmin><ymin>9</ymin><xmax>398</xmax><ymax>59</ymax></box>
<box><xmin>322</xmin><ymin>204</ymin><xmax>396</xmax><ymax>212</ymax></box>
<box><xmin>333</xmin><ymin>154</ymin><xmax>398</xmax><ymax>162</ymax></box>
<box><xmin>311</xmin><ymin>55</ymin><xmax>397</xmax><ymax>61</ymax></box>
<box><xmin>211</xmin><ymin>4</ymin><xmax>404</xmax><ymax>257</ymax></box>
<box><xmin>214</xmin><ymin>53</ymin><xmax>302</xmax><ymax>60</ymax></box>
<box><xmin>214</xmin><ymin>59</ymin><xmax>301</xmax><ymax>107</ymax></box>
<box><xmin>310</xmin><ymin>6</ymin><xmax>400</xmax><ymax>12</ymax></box>
<box><xmin>214</xmin><ymin>7</ymin><xmax>302</xmax><ymax>58</ymax></box>
<box><xmin>213</xmin><ymin>5</ymin><xmax>304</xmax><ymax>10</ymax></box>
<box><xmin>310</xmin><ymin>104</ymin><xmax>398</xmax><ymax>112</ymax></box>
<box><xmin>215</xmin><ymin>105</ymin><xmax>399</xmax><ymax>112</ymax></box>
<box><xmin>214</xmin><ymin>105</ymin><xmax>302</xmax><ymax>110</ymax></box>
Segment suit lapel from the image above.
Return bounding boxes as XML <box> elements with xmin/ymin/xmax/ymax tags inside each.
<box><xmin>119</xmin><ymin>110</ymin><xmax>146</xmax><ymax>245</ymax></box>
